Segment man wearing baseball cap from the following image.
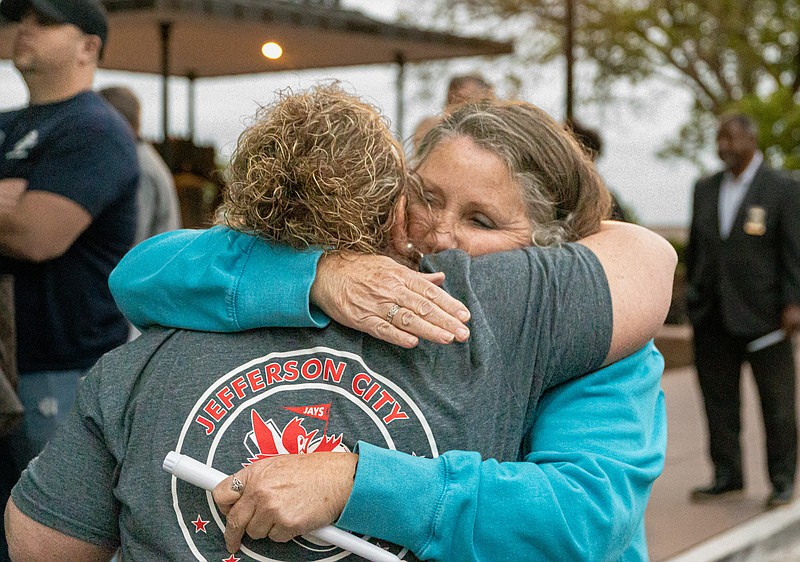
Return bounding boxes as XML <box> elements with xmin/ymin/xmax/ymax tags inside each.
<box><xmin>0</xmin><ymin>0</ymin><xmax>108</xmax><ymax>54</ymax></box>
<box><xmin>0</xmin><ymin>1</ymin><xmax>138</xmax><ymax>557</ymax></box>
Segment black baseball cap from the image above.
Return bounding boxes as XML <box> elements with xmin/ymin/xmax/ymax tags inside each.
<box><xmin>0</xmin><ymin>0</ymin><xmax>108</xmax><ymax>47</ymax></box>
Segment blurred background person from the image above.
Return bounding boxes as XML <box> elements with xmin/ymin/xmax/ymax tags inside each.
<box><xmin>566</xmin><ymin>118</ymin><xmax>631</xmax><ymax>222</ymax></box>
<box><xmin>411</xmin><ymin>73</ymin><xmax>495</xmax><ymax>150</ymax></box>
<box><xmin>0</xmin><ymin>1</ymin><xmax>139</xmax><ymax>557</ymax></box>
<box><xmin>686</xmin><ymin>113</ymin><xmax>800</xmax><ymax>508</ymax></box>
<box><xmin>99</xmin><ymin>86</ymin><xmax>182</xmax><ymax>245</ymax></box>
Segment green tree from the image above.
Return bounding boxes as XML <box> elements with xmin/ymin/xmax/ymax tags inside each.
<box><xmin>419</xmin><ymin>0</ymin><xmax>800</xmax><ymax>168</ymax></box>
<box><xmin>738</xmin><ymin>88</ymin><xmax>800</xmax><ymax>171</ymax></box>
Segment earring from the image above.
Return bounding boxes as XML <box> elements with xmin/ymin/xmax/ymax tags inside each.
<box><xmin>406</xmin><ymin>242</ymin><xmax>424</xmax><ymax>262</ymax></box>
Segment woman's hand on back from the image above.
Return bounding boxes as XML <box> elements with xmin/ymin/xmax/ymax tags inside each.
<box><xmin>213</xmin><ymin>452</ymin><xmax>358</xmax><ymax>551</ymax></box>
<box><xmin>310</xmin><ymin>253</ymin><xmax>471</xmax><ymax>348</ymax></box>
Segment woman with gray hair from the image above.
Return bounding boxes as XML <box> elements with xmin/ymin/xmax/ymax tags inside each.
<box><xmin>109</xmin><ymin>92</ymin><xmax>672</xmax><ymax>561</ymax></box>
<box><xmin>410</xmin><ymin>99</ymin><xmax>610</xmax><ymax>251</ymax></box>
<box><xmin>10</xmin><ymin>86</ymin><xmax>673</xmax><ymax>561</ymax></box>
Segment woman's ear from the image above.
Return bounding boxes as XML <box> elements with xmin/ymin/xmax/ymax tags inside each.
<box><xmin>390</xmin><ymin>194</ymin><xmax>411</xmax><ymax>257</ymax></box>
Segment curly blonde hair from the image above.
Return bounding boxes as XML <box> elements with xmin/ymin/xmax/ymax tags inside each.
<box><xmin>220</xmin><ymin>84</ymin><xmax>409</xmax><ymax>254</ymax></box>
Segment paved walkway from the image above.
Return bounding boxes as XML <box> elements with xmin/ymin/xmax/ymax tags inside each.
<box><xmin>645</xmin><ymin>333</ymin><xmax>799</xmax><ymax>560</ymax></box>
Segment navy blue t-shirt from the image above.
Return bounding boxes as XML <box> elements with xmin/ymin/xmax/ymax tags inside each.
<box><xmin>0</xmin><ymin>91</ymin><xmax>139</xmax><ymax>371</ymax></box>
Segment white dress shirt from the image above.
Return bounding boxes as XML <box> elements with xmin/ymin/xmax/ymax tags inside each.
<box><xmin>718</xmin><ymin>151</ymin><xmax>763</xmax><ymax>239</ymax></box>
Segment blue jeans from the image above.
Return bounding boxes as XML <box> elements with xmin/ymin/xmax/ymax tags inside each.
<box><xmin>10</xmin><ymin>369</ymin><xmax>87</xmax><ymax>471</ymax></box>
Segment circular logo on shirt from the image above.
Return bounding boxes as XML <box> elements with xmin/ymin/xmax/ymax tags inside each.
<box><xmin>171</xmin><ymin>346</ymin><xmax>437</xmax><ymax>561</ymax></box>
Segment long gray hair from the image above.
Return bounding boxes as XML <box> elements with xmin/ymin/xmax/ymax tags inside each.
<box><xmin>415</xmin><ymin>100</ymin><xmax>612</xmax><ymax>246</ymax></box>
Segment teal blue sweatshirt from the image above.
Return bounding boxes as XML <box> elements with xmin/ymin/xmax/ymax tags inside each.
<box><xmin>109</xmin><ymin>227</ymin><xmax>666</xmax><ymax>561</ymax></box>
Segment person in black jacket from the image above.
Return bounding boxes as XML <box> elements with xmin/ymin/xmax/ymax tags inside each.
<box><xmin>686</xmin><ymin>113</ymin><xmax>800</xmax><ymax>508</ymax></box>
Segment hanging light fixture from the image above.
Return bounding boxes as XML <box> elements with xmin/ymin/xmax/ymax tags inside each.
<box><xmin>261</xmin><ymin>42</ymin><xmax>283</xmax><ymax>60</ymax></box>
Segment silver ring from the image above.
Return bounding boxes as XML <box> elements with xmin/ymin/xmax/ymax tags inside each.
<box><xmin>386</xmin><ymin>304</ymin><xmax>400</xmax><ymax>324</ymax></box>
<box><xmin>231</xmin><ymin>477</ymin><xmax>244</xmax><ymax>494</ymax></box>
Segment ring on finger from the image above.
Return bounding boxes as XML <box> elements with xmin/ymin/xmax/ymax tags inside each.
<box><xmin>231</xmin><ymin>477</ymin><xmax>244</xmax><ymax>494</ymax></box>
<box><xmin>386</xmin><ymin>303</ymin><xmax>400</xmax><ymax>324</ymax></box>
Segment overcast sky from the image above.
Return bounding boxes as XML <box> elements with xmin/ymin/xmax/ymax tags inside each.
<box><xmin>0</xmin><ymin>0</ymin><xmax>713</xmax><ymax>228</ymax></box>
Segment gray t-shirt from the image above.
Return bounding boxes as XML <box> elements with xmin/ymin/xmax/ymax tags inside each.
<box><xmin>12</xmin><ymin>244</ymin><xmax>611</xmax><ymax>561</ymax></box>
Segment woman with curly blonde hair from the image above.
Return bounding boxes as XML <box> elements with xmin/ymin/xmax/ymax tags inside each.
<box><xmin>221</xmin><ymin>85</ymin><xmax>411</xmax><ymax>255</ymax></box>
<box><xmin>16</xmin><ymin>86</ymin><xmax>675</xmax><ymax>561</ymax></box>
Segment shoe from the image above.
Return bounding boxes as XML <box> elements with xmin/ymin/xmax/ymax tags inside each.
<box><xmin>765</xmin><ymin>488</ymin><xmax>794</xmax><ymax>508</ymax></box>
<box><xmin>690</xmin><ymin>481</ymin><xmax>744</xmax><ymax>502</ymax></box>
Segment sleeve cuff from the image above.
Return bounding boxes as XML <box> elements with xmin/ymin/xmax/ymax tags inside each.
<box><xmin>336</xmin><ymin>441</ymin><xmax>443</xmax><ymax>553</ymax></box>
<box><xmin>230</xmin><ymin>236</ymin><xmax>331</xmax><ymax>329</ymax></box>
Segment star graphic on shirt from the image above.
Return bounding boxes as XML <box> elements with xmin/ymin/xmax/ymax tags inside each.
<box><xmin>222</xmin><ymin>555</ymin><xmax>240</xmax><ymax>562</ymax></box>
<box><xmin>191</xmin><ymin>515</ymin><xmax>209</xmax><ymax>533</ymax></box>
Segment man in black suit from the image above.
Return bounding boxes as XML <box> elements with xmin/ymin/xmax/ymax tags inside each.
<box><xmin>687</xmin><ymin>113</ymin><xmax>800</xmax><ymax>508</ymax></box>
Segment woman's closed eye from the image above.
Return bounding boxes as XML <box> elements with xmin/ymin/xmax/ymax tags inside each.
<box><xmin>470</xmin><ymin>214</ymin><xmax>497</xmax><ymax>229</ymax></box>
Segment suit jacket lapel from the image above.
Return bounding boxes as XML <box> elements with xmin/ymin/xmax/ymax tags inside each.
<box><xmin>709</xmin><ymin>173</ymin><xmax>723</xmax><ymax>239</ymax></box>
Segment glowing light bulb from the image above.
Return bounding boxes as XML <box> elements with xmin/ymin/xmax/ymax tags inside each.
<box><xmin>261</xmin><ymin>42</ymin><xmax>283</xmax><ymax>60</ymax></box>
